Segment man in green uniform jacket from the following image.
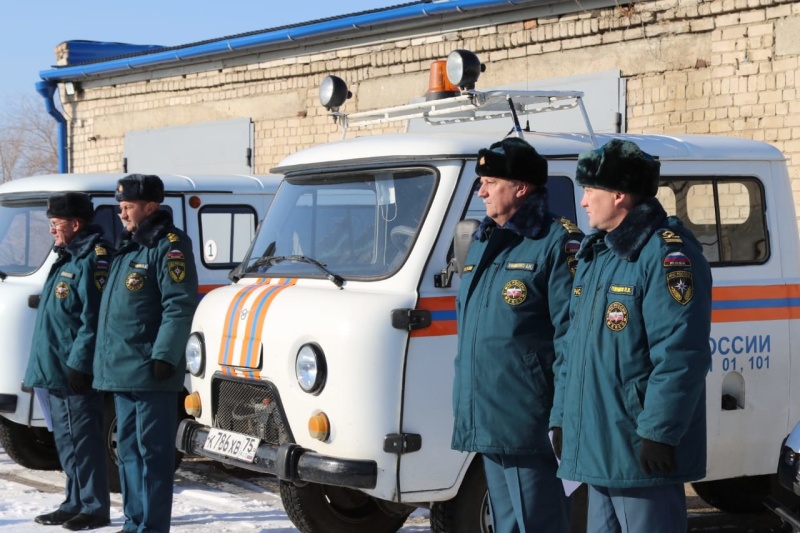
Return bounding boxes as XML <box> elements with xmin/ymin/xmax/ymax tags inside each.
<box><xmin>550</xmin><ymin>139</ymin><xmax>712</xmax><ymax>532</ymax></box>
<box><xmin>452</xmin><ymin>137</ymin><xmax>583</xmax><ymax>532</ymax></box>
<box><xmin>94</xmin><ymin>174</ymin><xmax>198</xmax><ymax>533</ymax></box>
<box><xmin>25</xmin><ymin>192</ymin><xmax>112</xmax><ymax>530</ymax></box>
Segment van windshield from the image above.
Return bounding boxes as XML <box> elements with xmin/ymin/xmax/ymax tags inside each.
<box><xmin>0</xmin><ymin>197</ymin><xmax>53</xmax><ymax>276</ymax></box>
<box><xmin>241</xmin><ymin>168</ymin><xmax>436</xmax><ymax>281</ymax></box>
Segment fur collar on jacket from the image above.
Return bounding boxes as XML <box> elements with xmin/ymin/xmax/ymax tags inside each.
<box><xmin>123</xmin><ymin>210</ymin><xmax>175</xmax><ymax>247</ymax></box>
<box><xmin>577</xmin><ymin>197</ymin><xmax>667</xmax><ymax>262</ymax></box>
<box><xmin>58</xmin><ymin>224</ymin><xmax>105</xmax><ymax>259</ymax></box>
<box><xmin>475</xmin><ymin>187</ymin><xmax>550</xmax><ymax>242</ymax></box>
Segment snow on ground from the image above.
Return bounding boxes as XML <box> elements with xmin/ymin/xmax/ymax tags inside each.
<box><xmin>0</xmin><ymin>446</ymin><xmax>432</xmax><ymax>532</ymax></box>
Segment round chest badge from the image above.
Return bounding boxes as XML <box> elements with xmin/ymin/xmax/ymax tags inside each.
<box><xmin>605</xmin><ymin>301</ymin><xmax>628</xmax><ymax>331</ymax></box>
<box><xmin>502</xmin><ymin>280</ymin><xmax>527</xmax><ymax>306</ymax></box>
<box><xmin>55</xmin><ymin>281</ymin><xmax>70</xmax><ymax>299</ymax></box>
<box><xmin>126</xmin><ymin>272</ymin><xmax>145</xmax><ymax>291</ymax></box>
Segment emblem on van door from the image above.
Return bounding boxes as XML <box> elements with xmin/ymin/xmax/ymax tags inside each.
<box><xmin>240</xmin><ymin>309</ymin><xmax>249</xmax><ymax>321</ymax></box>
<box><xmin>502</xmin><ymin>280</ymin><xmax>527</xmax><ymax>305</ymax></box>
<box><xmin>55</xmin><ymin>281</ymin><xmax>70</xmax><ymax>299</ymax></box>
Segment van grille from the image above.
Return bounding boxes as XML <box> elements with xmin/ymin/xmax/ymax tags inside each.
<box><xmin>211</xmin><ymin>375</ymin><xmax>293</xmax><ymax>445</ymax></box>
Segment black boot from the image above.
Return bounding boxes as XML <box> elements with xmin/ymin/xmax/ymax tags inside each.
<box><xmin>61</xmin><ymin>513</ymin><xmax>111</xmax><ymax>531</ymax></box>
<box><xmin>34</xmin><ymin>510</ymin><xmax>78</xmax><ymax>525</ymax></box>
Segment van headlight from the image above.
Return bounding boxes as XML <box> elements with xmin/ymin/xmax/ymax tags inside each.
<box><xmin>185</xmin><ymin>333</ymin><xmax>205</xmax><ymax>377</ymax></box>
<box><xmin>295</xmin><ymin>344</ymin><xmax>326</xmax><ymax>394</ymax></box>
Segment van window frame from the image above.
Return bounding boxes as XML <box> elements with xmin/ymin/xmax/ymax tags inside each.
<box><xmin>462</xmin><ymin>175</ymin><xmax>577</xmax><ymax>223</ymax></box>
<box><xmin>657</xmin><ymin>176</ymin><xmax>769</xmax><ymax>267</ymax></box>
<box><xmin>197</xmin><ymin>204</ymin><xmax>259</xmax><ymax>270</ymax></box>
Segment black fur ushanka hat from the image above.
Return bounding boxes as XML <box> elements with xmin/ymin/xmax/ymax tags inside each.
<box><xmin>46</xmin><ymin>192</ymin><xmax>94</xmax><ymax>221</ymax></box>
<box><xmin>575</xmin><ymin>139</ymin><xmax>660</xmax><ymax>197</ymax></box>
<box><xmin>475</xmin><ymin>136</ymin><xmax>548</xmax><ymax>186</ymax></box>
<box><xmin>115</xmin><ymin>174</ymin><xmax>165</xmax><ymax>203</ymax></box>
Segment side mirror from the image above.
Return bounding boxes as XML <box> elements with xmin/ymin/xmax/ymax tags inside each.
<box><xmin>435</xmin><ymin>219</ymin><xmax>479</xmax><ymax>288</ymax></box>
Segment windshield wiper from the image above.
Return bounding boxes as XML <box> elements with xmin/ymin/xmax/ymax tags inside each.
<box><xmin>249</xmin><ymin>255</ymin><xmax>344</xmax><ymax>288</ymax></box>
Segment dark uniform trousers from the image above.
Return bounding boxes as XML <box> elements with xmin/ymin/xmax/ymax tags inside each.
<box><xmin>587</xmin><ymin>484</ymin><xmax>686</xmax><ymax>533</ymax></box>
<box><xmin>483</xmin><ymin>453</ymin><xmax>570</xmax><ymax>533</ymax></box>
<box><xmin>115</xmin><ymin>391</ymin><xmax>178</xmax><ymax>533</ymax></box>
<box><xmin>49</xmin><ymin>390</ymin><xmax>110</xmax><ymax>517</ymax></box>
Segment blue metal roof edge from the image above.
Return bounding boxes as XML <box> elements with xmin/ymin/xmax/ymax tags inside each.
<box><xmin>39</xmin><ymin>0</ymin><xmax>532</xmax><ymax>83</ymax></box>
<box><xmin>60</xmin><ymin>40</ymin><xmax>166</xmax><ymax>65</ymax></box>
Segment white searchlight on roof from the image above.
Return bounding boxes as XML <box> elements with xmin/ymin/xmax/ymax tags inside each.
<box><xmin>319</xmin><ymin>75</ymin><xmax>352</xmax><ymax>112</ymax></box>
<box><xmin>445</xmin><ymin>49</ymin><xmax>485</xmax><ymax>91</ymax></box>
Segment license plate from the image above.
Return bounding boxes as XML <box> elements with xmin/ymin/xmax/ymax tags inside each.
<box><xmin>203</xmin><ymin>428</ymin><xmax>259</xmax><ymax>463</ymax></box>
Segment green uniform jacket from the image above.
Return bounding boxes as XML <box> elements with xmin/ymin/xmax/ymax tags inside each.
<box><xmin>452</xmin><ymin>189</ymin><xmax>583</xmax><ymax>454</ymax></box>
<box><xmin>93</xmin><ymin>210</ymin><xmax>199</xmax><ymax>392</ymax></box>
<box><xmin>24</xmin><ymin>226</ymin><xmax>112</xmax><ymax>391</ymax></box>
<box><xmin>550</xmin><ymin>198</ymin><xmax>712</xmax><ymax>488</ymax></box>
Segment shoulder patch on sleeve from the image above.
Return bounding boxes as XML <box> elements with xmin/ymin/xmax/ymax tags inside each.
<box><xmin>167</xmin><ymin>232</ymin><xmax>180</xmax><ymax>243</ymax></box>
<box><xmin>659</xmin><ymin>230</ymin><xmax>683</xmax><ymax>245</ymax></box>
<box><xmin>94</xmin><ymin>245</ymin><xmax>108</xmax><ymax>256</ymax></box>
<box><xmin>167</xmin><ymin>261</ymin><xmax>187</xmax><ymax>282</ymax></box>
<box><xmin>667</xmin><ymin>270</ymin><xmax>694</xmax><ymax>305</ymax></box>
<box><xmin>663</xmin><ymin>251</ymin><xmax>691</xmax><ymax>268</ymax></box>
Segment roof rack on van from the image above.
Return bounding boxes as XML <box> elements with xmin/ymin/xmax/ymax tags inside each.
<box><xmin>341</xmin><ymin>90</ymin><xmax>595</xmax><ymax>145</ymax></box>
<box><xmin>318</xmin><ymin>50</ymin><xmax>598</xmax><ymax>147</ymax></box>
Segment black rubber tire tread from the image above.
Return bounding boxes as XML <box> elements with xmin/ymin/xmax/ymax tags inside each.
<box><xmin>691</xmin><ymin>475</ymin><xmax>772</xmax><ymax>514</ymax></box>
<box><xmin>0</xmin><ymin>417</ymin><xmax>61</xmax><ymax>470</ymax></box>
<box><xmin>279</xmin><ymin>480</ymin><xmax>410</xmax><ymax>533</ymax></box>
<box><xmin>430</xmin><ymin>458</ymin><xmax>491</xmax><ymax>533</ymax></box>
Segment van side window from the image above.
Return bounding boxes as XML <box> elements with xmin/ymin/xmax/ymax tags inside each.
<box><xmin>94</xmin><ymin>204</ymin><xmax>174</xmax><ymax>249</ymax></box>
<box><xmin>0</xmin><ymin>200</ymin><xmax>51</xmax><ymax>275</ymax></box>
<box><xmin>94</xmin><ymin>205</ymin><xmax>124</xmax><ymax>246</ymax></box>
<box><xmin>464</xmin><ymin>175</ymin><xmax>577</xmax><ymax>222</ymax></box>
<box><xmin>199</xmin><ymin>205</ymin><xmax>258</xmax><ymax>268</ymax></box>
<box><xmin>657</xmin><ymin>178</ymin><xmax>768</xmax><ymax>266</ymax></box>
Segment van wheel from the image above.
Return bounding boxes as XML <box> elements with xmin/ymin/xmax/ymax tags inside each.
<box><xmin>430</xmin><ymin>459</ymin><xmax>492</xmax><ymax>533</ymax></box>
<box><xmin>103</xmin><ymin>392</ymin><xmax>187</xmax><ymax>494</ymax></box>
<box><xmin>279</xmin><ymin>481</ymin><xmax>412</xmax><ymax>533</ymax></box>
<box><xmin>691</xmin><ymin>475</ymin><xmax>771</xmax><ymax>513</ymax></box>
<box><xmin>0</xmin><ymin>417</ymin><xmax>60</xmax><ymax>470</ymax></box>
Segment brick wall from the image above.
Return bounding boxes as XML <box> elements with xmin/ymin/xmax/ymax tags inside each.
<box><xmin>63</xmin><ymin>0</ymin><xmax>800</xmax><ymax>224</ymax></box>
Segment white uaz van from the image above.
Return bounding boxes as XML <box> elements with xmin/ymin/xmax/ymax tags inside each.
<box><xmin>0</xmin><ymin>172</ymin><xmax>281</xmax><ymax>491</ymax></box>
<box><xmin>177</xmin><ymin>52</ymin><xmax>800</xmax><ymax>532</ymax></box>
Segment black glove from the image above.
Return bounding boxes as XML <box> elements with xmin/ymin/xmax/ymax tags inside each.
<box><xmin>67</xmin><ymin>368</ymin><xmax>93</xmax><ymax>394</ymax></box>
<box><xmin>551</xmin><ymin>427</ymin><xmax>563</xmax><ymax>461</ymax></box>
<box><xmin>639</xmin><ymin>438</ymin><xmax>677</xmax><ymax>475</ymax></box>
<box><xmin>153</xmin><ymin>360</ymin><xmax>176</xmax><ymax>381</ymax></box>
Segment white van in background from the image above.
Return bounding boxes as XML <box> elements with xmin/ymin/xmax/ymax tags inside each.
<box><xmin>176</xmin><ymin>51</ymin><xmax>800</xmax><ymax>532</ymax></box>
<box><xmin>0</xmin><ymin>172</ymin><xmax>281</xmax><ymax>491</ymax></box>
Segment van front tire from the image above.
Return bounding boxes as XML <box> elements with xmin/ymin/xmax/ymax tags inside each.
<box><xmin>430</xmin><ymin>459</ymin><xmax>492</xmax><ymax>533</ymax></box>
<box><xmin>0</xmin><ymin>417</ymin><xmax>60</xmax><ymax>471</ymax></box>
<box><xmin>279</xmin><ymin>481</ymin><xmax>412</xmax><ymax>533</ymax></box>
